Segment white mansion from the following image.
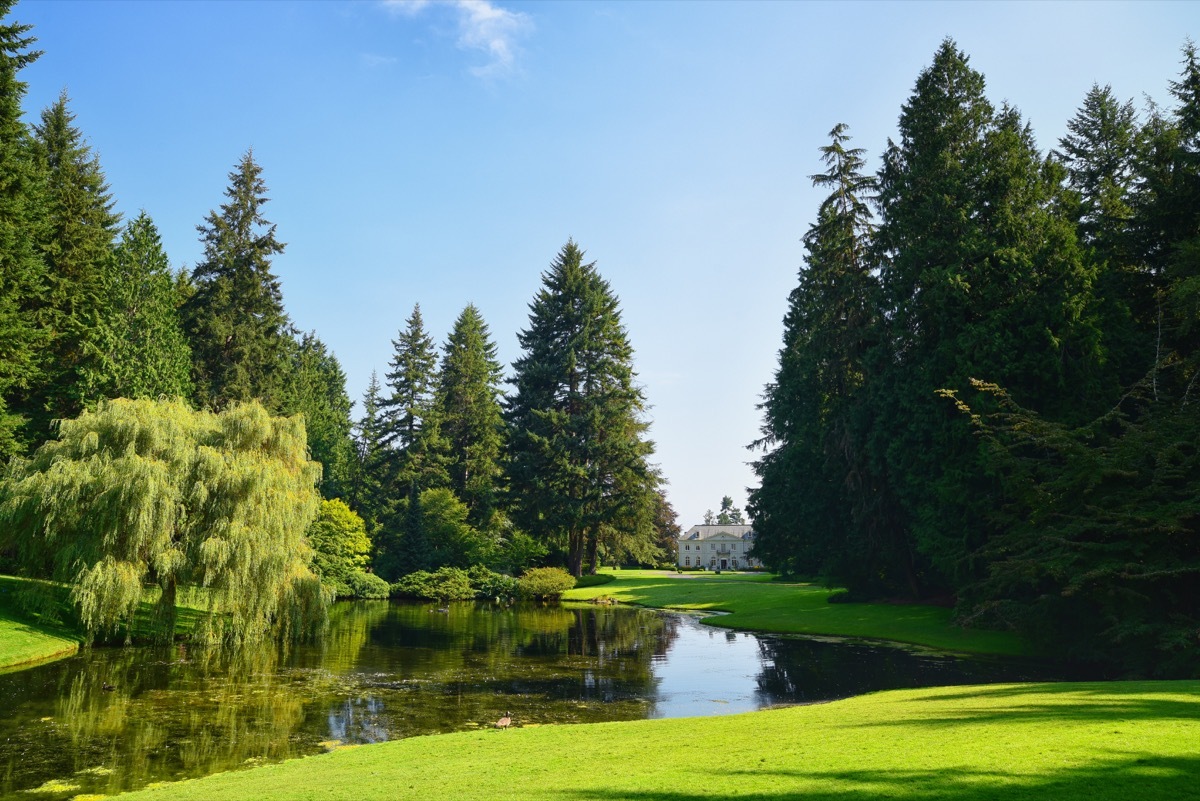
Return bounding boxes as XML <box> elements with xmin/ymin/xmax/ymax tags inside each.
<box><xmin>675</xmin><ymin>524</ymin><xmax>761</xmax><ymax>570</ymax></box>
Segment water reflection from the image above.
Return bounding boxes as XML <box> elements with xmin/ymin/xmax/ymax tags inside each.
<box><xmin>0</xmin><ymin>602</ymin><xmax>1060</xmax><ymax>799</ymax></box>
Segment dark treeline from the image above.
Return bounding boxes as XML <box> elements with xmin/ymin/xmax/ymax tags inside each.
<box><xmin>749</xmin><ymin>39</ymin><xmax>1200</xmax><ymax>676</ymax></box>
<box><xmin>0</xmin><ymin>3</ymin><xmax>674</xmax><ymax>588</ymax></box>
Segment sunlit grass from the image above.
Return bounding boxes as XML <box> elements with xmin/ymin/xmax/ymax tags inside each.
<box><xmin>0</xmin><ymin>574</ymin><xmax>212</xmax><ymax>670</ymax></box>
<box><xmin>0</xmin><ymin>576</ymin><xmax>83</xmax><ymax>671</ymax></box>
<box><xmin>564</xmin><ymin>568</ymin><xmax>1025</xmax><ymax>655</ymax></box>
<box><xmin>113</xmin><ymin>680</ymin><xmax>1200</xmax><ymax>801</ymax></box>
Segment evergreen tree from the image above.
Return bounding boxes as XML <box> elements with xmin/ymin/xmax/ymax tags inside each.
<box><xmin>871</xmin><ymin>40</ymin><xmax>1100</xmax><ymax>594</ymax></box>
<box><xmin>350</xmin><ymin>370</ymin><xmax>388</xmax><ymax>535</ymax></box>
<box><xmin>380</xmin><ymin>303</ymin><xmax>448</xmax><ymax>491</ymax></box>
<box><xmin>0</xmin><ymin>3</ymin><xmax>46</xmax><ymax>457</ymax></box>
<box><xmin>1056</xmin><ymin>85</ymin><xmax>1150</xmax><ymax>390</ymax></box>
<box><xmin>506</xmin><ymin>240</ymin><xmax>658</xmax><ymax>576</ymax></box>
<box><xmin>436</xmin><ymin>303</ymin><xmax>505</xmax><ymax>529</ymax></box>
<box><xmin>27</xmin><ymin>91</ymin><xmax>121</xmax><ymax>429</ymax></box>
<box><xmin>715</xmin><ymin>496</ymin><xmax>744</xmax><ymax>525</ymax></box>
<box><xmin>281</xmin><ymin>332</ymin><xmax>355</xmax><ymax>499</ymax></box>
<box><xmin>375</xmin><ymin>482</ymin><xmax>431</xmax><ymax>581</ymax></box>
<box><xmin>749</xmin><ymin>124</ymin><xmax>885</xmax><ymax>584</ymax></box>
<box><xmin>97</xmin><ymin>211</ymin><xmax>194</xmax><ymax>401</ymax></box>
<box><xmin>182</xmin><ymin>151</ymin><xmax>290</xmax><ymax>412</ymax></box>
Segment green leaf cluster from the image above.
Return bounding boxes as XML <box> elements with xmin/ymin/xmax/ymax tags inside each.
<box><xmin>0</xmin><ymin>398</ymin><xmax>326</xmax><ymax>644</ymax></box>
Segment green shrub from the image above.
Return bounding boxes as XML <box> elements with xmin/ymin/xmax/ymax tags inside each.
<box><xmin>517</xmin><ymin>567</ymin><xmax>576</xmax><ymax>601</ymax></box>
<box><xmin>467</xmin><ymin>565</ymin><xmax>519</xmax><ymax>601</ymax></box>
<box><xmin>574</xmin><ymin>573</ymin><xmax>616</xmax><ymax>589</ymax></box>
<box><xmin>391</xmin><ymin>567</ymin><xmax>476</xmax><ymax>601</ymax></box>
<box><xmin>343</xmin><ymin>570</ymin><xmax>390</xmax><ymax>600</ymax></box>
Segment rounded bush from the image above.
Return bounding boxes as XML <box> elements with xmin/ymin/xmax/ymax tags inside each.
<box><xmin>517</xmin><ymin>567</ymin><xmax>576</xmax><ymax>601</ymax></box>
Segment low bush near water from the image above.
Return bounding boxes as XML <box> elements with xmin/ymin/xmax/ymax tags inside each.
<box><xmin>517</xmin><ymin>567</ymin><xmax>575</xmax><ymax>601</ymax></box>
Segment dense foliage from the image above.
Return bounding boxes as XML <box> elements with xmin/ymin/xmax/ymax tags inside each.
<box><xmin>750</xmin><ymin>39</ymin><xmax>1200</xmax><ymax>675</ymax></box>
<box><xmin>0</xmin><ymin>398</ymin><xmax>326</xmax><ymax>644</ymax></box>
<box><xmin>506</xmin><ymin>241</ymin><xmax>661</xmax><ymax>576</ymax></box>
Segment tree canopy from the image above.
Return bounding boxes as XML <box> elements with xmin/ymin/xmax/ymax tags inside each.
<box><xmin>0</xmin><ymin>398</ymin><xmax>326</xmax><ymax>644</ymax></box>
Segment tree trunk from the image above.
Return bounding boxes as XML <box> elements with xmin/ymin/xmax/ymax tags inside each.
<box><xmin>568</xmin><ymin>528</ymin><xmax>584</xmax><ymax>577</ymax></box>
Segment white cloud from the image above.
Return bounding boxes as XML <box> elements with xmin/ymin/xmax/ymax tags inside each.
<box><xmin>379</xmin><ymin>0</ymin><xmax>532</xmax><ymax>78</ymax></box>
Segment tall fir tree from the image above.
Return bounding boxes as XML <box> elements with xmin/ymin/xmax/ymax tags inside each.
<box><xmin>506</xmin><ymin>240</ymin><xmax>658</xmax><ymax>576</ymax></box>
<box><xmin>182</xmin><ymin>151</ymin><xmax>290</xmax><ymax>412</ymax></box>
<box><xmin>349</xmin><ymin>371</ymin><xmax>389</xmax><ymax>538</ymax></box>
<box><xmin>22</xmin><ymin>91</ymin><xmax>120</xmax><ymax>434</ymax></box>
<box><xmin>1056</xmin><ymin>85</ymin><xmax>1151</xmax><ymax>391</ymax></box>
<box><xmin>380</xmin><ymin>303</ymin><xmax>448</xmax><ymax>492</ymax></box>
<box><xmin>0</xmin><ymin>2</ymin><xmax>45</xmax><ymax>457</ymax></box>
<box><xmin>749</xmin><ymin>124</ymin><xmax>885</xmax><ymax>584</ymax></box>
<box><xmin>872</xmin><ymin>40</ymin><xmax>1100</xmax><ymax>594</ymax></box>
<box><xmin>96</xmin><ymin>211</ymin><xmax>194</xmax><ymax>401</ymax></box>
<box><xmin>435</xmin><ymin>303</ymin><xmax>506</xmax><ymax>530</ymax></box>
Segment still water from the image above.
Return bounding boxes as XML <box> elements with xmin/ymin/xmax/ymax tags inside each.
<box><xmin>0</xmin><ymin>601</ymin><xmax>1055</xmax><ymax>799</ymax></box>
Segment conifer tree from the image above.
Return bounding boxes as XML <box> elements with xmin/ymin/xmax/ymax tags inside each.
<box><xmin>350</xmin><ymin>370</ymin><xmax>388</xmax><ymax>534</ymax></box>
<box><xmin>380</xmin><ymin>304</ymin><xmax>448</xmax><ymax>491</ymax></box>
<box><xmin>282</xmin><ymin>332</ymin><xmax>355</xmax><ymax>499</ymax></box>
<box><xmin>749</xmin><ymin>124</ymin><xmax>884</xmax><ymax>584</ymax></box>
<box><xmin>871</xmin><ymin>40</ymin><xmax>1100</xmax><ymax>594</ymax></box>
<box><xmin>97</xmin><ymin>211</ymin><xmax>194</xmax><ymax>401</ymax></box>
<box><xmin>0</xmin><ymin>3</ymin><xmax>46</xmax><ymax>457</ymax></box>
<box><xmin>1056</xmin><ymin>85</ymin><xmax>1150</xmax><ymax>391</ymax></box>
<box><xmin>27</xmin><ymin>91</ymin><xmax>121</xmax><ymax>429</ymax></box>
<box><xmin>506</xmin><ymin>240</ymin><xmax>658</xmax><ymax>576</ymax></box>
<box><xmin>436</xmin><ymin>303</ymin><xmax>505</xmax><ymax>529</ymax></box>
<box><xmin>182</xmin><ymin>151</ymin><xmax>290</xmax><ymax>412</ymax></box>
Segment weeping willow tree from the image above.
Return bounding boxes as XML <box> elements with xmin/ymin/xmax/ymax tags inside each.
<box><xmin>0</xmin><ymin>397</ymin><xmax>327</xmax><ymax>644</ymax></box>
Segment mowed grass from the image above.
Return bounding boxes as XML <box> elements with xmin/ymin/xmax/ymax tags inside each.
<box><xmin>115</xmin><ymin>680</ymin><xmax>1200</xmax><ymax>801</ymax></box>
<box><xmin>564</xmin><ymin>569</ymin><xmax>1025</xmax><ymax>656</ymax></box>
<box><xmin>0</xmin><ymin>574</ymin><xmax>211</xmax><ymax>671</ymax></box>
<box><xmin>0</xmin><ymin>575</ymin><xmax>83</xmax><ymax>671</ymax></box>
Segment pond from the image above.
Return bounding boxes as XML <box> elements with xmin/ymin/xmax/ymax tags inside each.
<box><xmin>0</xmin><ymin>601</ymin><xmax>1063</xmax><ymax>799</ymax></box>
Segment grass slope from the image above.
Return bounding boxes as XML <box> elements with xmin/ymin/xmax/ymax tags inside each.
<box><xmin>0</xmin><ymin>575</ymin><xmax>212</xmax><ymax>672</ymax></box>
<box><xmin>564</xmin><ymin>569</ymin><xmax>1023</xmax><ymax>656</ymax></box>
<box><xmin>115</xmin><ymin>681</ymin><xmax>1200</xmax><ymax>801</ymax></box>
<box><xmin>0</xmin><ymin>576</ymin><xmax>82</xmax><ymax>671</ymax></box>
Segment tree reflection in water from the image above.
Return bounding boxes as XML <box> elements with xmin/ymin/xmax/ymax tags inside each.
<box><xmin>0</xmin><ymin>602</ymin><xmax>1062</xmax><ymax>799</ymax></box>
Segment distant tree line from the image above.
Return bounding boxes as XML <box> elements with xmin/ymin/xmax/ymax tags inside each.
<box><xmin>0</xmin><ymin>2</ymin><xmax>675</xmax><ymax>616</ymax></box>
<box><xmin>749</xmin><ymin>39</ymin><xmax>1200</xmax><ymax>676</ymax></box>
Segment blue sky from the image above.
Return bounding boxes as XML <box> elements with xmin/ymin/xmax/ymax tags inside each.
<box><xmin>14</xmin><ymin>0</ymin><xmax>1197</xmax><ymax>526</ymax></box>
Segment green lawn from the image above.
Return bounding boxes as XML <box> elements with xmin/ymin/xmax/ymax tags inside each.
<box><xmin>0</xmin><ymin>575</ymin><xmax>211</xmax><ymax>672</ymax></box>
<box><xmin>114</xmin><ymin>680</ymin><xmax>1200</xmax><ymax>801</ymax></box>
<box><xmin>0</xmin><ymin>576</ymin><xmax>83</xmax><ymax>672</ymax></box>
<box><xmin>563</xmin><ymin>569</ymin><xmax>1025</xmax><ymax>656</ymax></box>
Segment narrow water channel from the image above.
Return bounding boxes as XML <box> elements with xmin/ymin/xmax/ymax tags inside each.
<box><xmin>0</xmin><ymin>601</ymin><xmax>1059</xmax><ymax>799</ymax></box>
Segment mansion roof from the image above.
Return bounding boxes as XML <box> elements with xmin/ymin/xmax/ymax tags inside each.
<box><xmin>679</xmin><ymin>524</ymin><xmax>754</xmax><ymax>542</ymax></box>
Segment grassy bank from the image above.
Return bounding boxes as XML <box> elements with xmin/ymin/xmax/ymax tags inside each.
<box><xmin>0</xmin><ymin>575</ymin><xmax>212</xmax><ymax>672</ymax></box>
<box><xmin>0</xmin><ymin>576</ymin><xmax>83</xmax><ymax>671</ymax></box>
<box><xmin>564</xmin><ymin>569</ymin><xmax>1024</xmax><ymax>656</ymax></box>
<box><xmin>114</xmin><ymin>680</ymin><xmax>1200</xmax><ymax>801</ymax></box>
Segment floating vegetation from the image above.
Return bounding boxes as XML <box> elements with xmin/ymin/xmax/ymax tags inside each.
<box><xmin>26</xmin><ymin>779</ymin><xmax>81</xmax><ymax>794</ymax></box>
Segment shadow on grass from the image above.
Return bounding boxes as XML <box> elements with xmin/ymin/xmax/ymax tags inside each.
<box><xmin>855</xmin><ymin>681</ymin><xmax>1200</xmax><ymax>728</ymax></box>
<box><xmin>567</xmin><ymin>753</ymin><xmax>1200</xmax><ymax>801</ymax></box>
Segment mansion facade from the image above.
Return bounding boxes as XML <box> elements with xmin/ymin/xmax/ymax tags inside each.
<box><xmin>675</xmin><ymin>524</ymin><xmax>761</xmax><ymax>570</ymax></box>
